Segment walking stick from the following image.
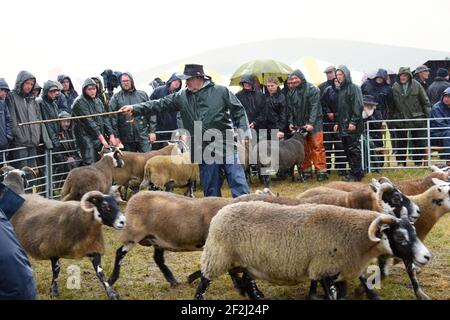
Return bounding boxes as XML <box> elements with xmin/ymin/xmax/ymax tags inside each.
<box><xmin>18</xmin><ymin>110</ymin><xmax>127</xmax><ymax>126</ymax></box>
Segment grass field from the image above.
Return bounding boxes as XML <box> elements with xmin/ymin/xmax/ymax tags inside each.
<box><xmin>30</xmin><ymin>168</ymin><xmax>450</xmax><ymax>300</ymax></box>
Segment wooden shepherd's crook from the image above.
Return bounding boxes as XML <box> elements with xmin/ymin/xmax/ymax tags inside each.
<box><xmin>18</xmin><ymin>110</ymin><xmax>128</xmax><ymax>126</ymax></box>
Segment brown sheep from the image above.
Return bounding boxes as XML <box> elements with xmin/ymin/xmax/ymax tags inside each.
<box><xmin>10</xmin><ymin>191</ymin><xmax>126</xmax><ymax>300</ymax></box>
<box><xmin>108</xmin><ymin>144</ymin><xmax>174</xmax><ymax>200</ymax></box>
<box><xmin>61</xmin><ymin>147</ymin><xmax>124</xmax><ymax>201</ymax></box>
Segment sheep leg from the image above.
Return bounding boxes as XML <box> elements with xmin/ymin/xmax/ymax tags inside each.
<box><xmin>184</xmin><ymin>179</ymin><xmax>195</xmax><ymax>197</ymax></box>
<box><xmin>187</xmin><ymin>270</ymin><xmax>202</xmax><ymax>283</ymax></box>
<box><xmin>378</xmin><ymin>255</ymin><xmax>389</xmax><ymax>278</ymax></box>
<box><xmin>404</xmin><ymin>260</ymin><xmax>431</xmax><ymax>300</ymax></box>
<box><xmin>194</xmin><ymin>276</ymin><xmax>211</xmax><ymax>300</ymax></box>
<box><xmin>89</xmin><ymin>253</ymin><xmax>120</xmax><ymax>300</ymax></box>
<box><xmin>228</xmin><ymin>271</ymin><xmax>246</xmax><ymax>296</ymax></box>
<box><xmin>165</xmin><ymin>181</ymin><xmax>175</xmax><ymax>193</ymax></box>
<box><xmin>153</xmin><ymin>247</ymin><xmax>179</xmax><ymax>287</ymax></box>
<box><xmin>108</xmin><ymin>243</ymin><xmax>135</xmax><ymax>286</ymax></box>
<box><xmin>358</xmin><ymin>275</ymin><xmax>381</xmax><ymax>300</ymax></box>
<box><xmin>49</xmin><ymin>257</ymin><xmax>61</xmax><ymax>297</ymax></box>
<box><xmin>307</xmin><ymin>280</ymin><xmax>321</xmax><ymax>300</ymax></box>
<box><xmin>242</xmin><ymin>270</ymin><xmax>264</xmax><ymax>300</ymax></box>
<box><xmin>320</xmin><ymin>277</ymin><xmax>338</xmax><ymax>300</ymax></box>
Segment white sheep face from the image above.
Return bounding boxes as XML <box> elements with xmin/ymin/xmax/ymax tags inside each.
<box><xmin>431</xmin><ymin>178</ymin><xmax>450</xmax><ymax>210</ymax></box>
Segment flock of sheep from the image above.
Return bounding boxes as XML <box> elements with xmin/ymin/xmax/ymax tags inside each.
<box><xmin>2</xmin><ymin>141</ymin><xmax>450</xmax><ymax>300</ymax></box>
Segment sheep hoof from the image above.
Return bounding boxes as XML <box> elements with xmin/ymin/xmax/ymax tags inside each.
<box><xmin>107</xmin><ymin>288</ymin><xmax>120</xmax><ymax>300</ymax></box>
<box><xmin>170</xmin><ymin>280</ymin><xmax>180</xmax><ymax>288</ymax></box>
<box><xmin>416</xmin><ymin>289</ymin><xmax>431</xmax><ymax>300</ymax></box>
<box><xmin>307</xmin><ymin>293</ymin><xmax>324</xmax><ymax>300</ymax></box>
<box><xmin>49</xmin><ymin>287</ymin><xmax>60</xmax><ymax>298</ymax></box>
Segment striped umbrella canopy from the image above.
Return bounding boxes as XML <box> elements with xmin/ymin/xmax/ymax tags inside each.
<box><xmin>230</xmin><ymin>59</ymin><xmax>293</xmax><ymax>86</ymax></box>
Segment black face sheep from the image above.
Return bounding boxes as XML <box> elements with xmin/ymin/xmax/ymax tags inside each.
<box><xmin>194</xmin><ymin>202</ymin><xmax>431</xmax><ymax>300</ymax></box>
<box><xmin>61</xmin><ymin>146</ymin><xmax>124</xmax><ymax>201</ymax></box>
<box><xmin>298</xmin><ymin>178</ymin><xmax>421</xmax><ymax>223</ymax></box>
<box><xmin>324</xmin><ymin>165</ymin><xmax>450</xmax><ymax>196</ymax></box>
<box><xmin>10</xmin><ymin>191</ymin><xmax>126</xmax><ymax>300</ymax></box>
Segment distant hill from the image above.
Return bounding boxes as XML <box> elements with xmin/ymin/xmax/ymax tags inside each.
<box><xmin>133</xmin><ymin>37</ymin><xmax>449</xmax><ymax>86</ymax></box>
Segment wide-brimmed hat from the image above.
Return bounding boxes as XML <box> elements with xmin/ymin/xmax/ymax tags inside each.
<box><xmin>363</xmin><ymin>95</ymin><xmax>378</xmax><ymax>106</ymax></box>
<box><xmin>177</xmin><ymin>64</ymin><xmax>210</xmax><ymax>80</ymax></box>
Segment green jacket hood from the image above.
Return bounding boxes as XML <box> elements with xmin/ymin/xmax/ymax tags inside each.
<box><xmin>289</xmin><ymin>69</ymin><xmax>307</xmax><ymax>83</ymax></box>
<box><xmin>91</xmin><ymin>76</ymin><xmax>105</xmax><ymax>92</ymax></box>
<box><xmin>14</xmin><ymin>70</ymin><xmax>36</xmax><ymax>95</ymax></box>
<box><xmin>336</xmin><ymin>65</ymin><xmax>352</xmax><ymax>85</ymax></box>
<box><xmin>397</xmin><ymin>67</ymin><xmax>413</xmax><ymax>79</ymax></box>
<box><xmin>82</xmin><ymin>78</ymin><xmax>97</xmax><ymax>97</ymax></box>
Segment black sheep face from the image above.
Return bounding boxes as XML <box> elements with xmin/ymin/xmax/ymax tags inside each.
<box><xmin>113</xmin><ymin>150</ymin><xmax>124</xmax><ymax>168</ymax></box>
<box><xmin>382</xmin><ymin>187</ymin><xmax>420</xmax><ymax>223</ymax></box>
<box><xmin>383</xmin><ymin>215</ymin><xmax>430</xmax><ymax>268</ymax></box>
<box><xmin>91</xmin><ymin>194</ymin><xmax>126</xmax><ymax>230</ymax></box>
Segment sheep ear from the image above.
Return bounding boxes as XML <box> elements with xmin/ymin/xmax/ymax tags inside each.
<box><xmin>430</xmin><ymin>165</ymin><xmax>443</xmax><ymax>173</ymax></box>
<box><xmin>369</xmin><ymin>178</ymin><xmax>381</xmax><ymax>192</ymax></box>
<box><xmin>21</xmin><ymin>166</ymin><xmax>37</xmax><ymax>180</ymax></box>
<box><xmin>432</xmin><ymin>178</ymin><xmax>447</xmax><ymax>186</ymax></box>
<box><xmin>110</xmin><ymin>186</ymin><xmax>127</xmax><ymax>205</ymax></box>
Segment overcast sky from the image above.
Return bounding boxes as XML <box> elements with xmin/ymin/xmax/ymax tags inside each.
<box><xmin>2</xmin><ymin>0</ymin><xmax>449</xmax><ymax>87</ymax></box>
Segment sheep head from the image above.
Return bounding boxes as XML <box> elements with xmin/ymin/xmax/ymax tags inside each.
<box><xmin>100</xmin><ymin>147</ymin><xmax>124</xmax><ymax>168</ymax></box>
<box><xmin>430</xmin><ymin>178</ymin><xmax>450</xmax><ymax>210</ymax></box>
<box><xmin>368</xmin><ymin>214</ymin><xmax>399</xmax><ymax>242</ymax></box>
<box><xmin>80</xmin><ymin>191</ymin><xmax>126</xmax><ymax>230</ymax></box>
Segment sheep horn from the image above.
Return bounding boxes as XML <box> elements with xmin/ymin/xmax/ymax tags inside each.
<box><xmin>378</xmin><ymin>176</ymin><xmax>393</xmax><ymax>185</ymax></box>
<box><xmin>368</xmin><ymin>214</ymin><xmax>399</xmax><ymax>242</ymax></box>
<box><xmin>376</xmin><ymin>182</ymin><xmax>394</xmax><ymax>199</ymax></box>
<box><xmin>80</xmin><ymin>191</ymin><xmax>105</xmax><ymax>212</ymax></box>
<box><xmin>400</xmin><ymin>206</ymin><xmax>408</xmax><ymax>219</ymax></box>
<box><xmin>21</xmin><ymin>166</ymin><xmax>37</xmax><ymax>179</ymax></box>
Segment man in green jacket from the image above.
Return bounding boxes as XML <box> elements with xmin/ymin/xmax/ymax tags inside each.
<box><xmin>334</xmin><ymin>65</ymin><xmax>364</xmax><ymax>181</ymax></box>
<box><xmin>110</xmin><ymin>72</ymin><xmax>151</xmax><ymax>152</ymax></box>
<box><xmin>119</xmin><ymin>64</ymin><xmax>250</xmax><ymax>197</ymax></box>
<box><xmin>72</xmin><ymin>78</ymin><xmax>119</xmax><ymax>165</ymax></box>
<box><xmin>389</xmin><ymin>67</ymin><xmax>431</xmax><ymax>166</ymax></box>
<box><xmin>287</xmin><ymin>69</ymin><xmax>327</xmax><ymax>181</ymax></box>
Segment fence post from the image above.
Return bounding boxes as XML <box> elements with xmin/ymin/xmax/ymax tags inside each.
<box><xmin>427</xmin><ymin>118</ymin><xmax>432</xmax><ymax>168</ymax></box>
<box><xmin>366</xmin><ymin>121</ymin><xmax>370</xmax><ymax>173</ymax></box>
<box><xmin>46</xmin><ymin>149</ymin><xmax>53</xmax><ymax>199</ymax></box>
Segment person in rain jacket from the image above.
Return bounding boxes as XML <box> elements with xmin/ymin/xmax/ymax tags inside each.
<box><xmin>57</xmin><ymin>74</ymin><xmax>78</xmax><ymax>108</ymax></box>
<box><xmin>72</xmin><ymin>78</ymin><xmax>119</xmax><ymax>165</ymax></box>
<box><xmin>389</xmin><ymin>67</ymin><xmax>430</xmax><ymax>166</ymax></box>
<box><xmin>6</xmin><ymin>71</ymin><xmax>43</xmax><ymax>169</ymax></box>
<box><xmin>110</xmin><ymin>72</ymin><xmax>151</xmax><ymax>152</ymax></box>
<box><xmin>119</xmin><ymin>64</ymin><xmax>250</xmax><ymax>198</ymax></box>
<box><xmin>0</xmin><ymin>208</ymin><xmax>37</xmax><ymax>300</ymax></box>
<box><xmin>286</xmin><ymin>69</ymin><xmax>327</xmax><ymax>181</ymax></box>
<box><xmin>334</xmin><ymin>65</ymin><xmax>364</xmax><ymax>181</ymax></box>
<box><xmin>321</xmin><ymin>77</ymin><xmax>346</xmax><ymax>175</ymax></box>
<box><xmin>361</xmin><ymin>68</ymin><xmax>393</xmax><ymax>119</ymax></box>
<box><xmin>149</xmin><ymin>73</ymin><xmax>182</xmax><ymax>150</ymax></box>
<box><xmin>262</xmin><ymin>77</ymin><xmax>287</xmax><ymax>135</ymax></box>
<box><xmin>235</xmin><ymin>74</ymin><xmax>265</xmax><ymax>133</ymax></box>
<box><xmin>0</xmin><ymin>78</ymin><xmax>13</xmax><ymax>162</ymax></box>
<box><xmin>427</xmin><ymin>68</ymin><xmax>450</xmax><ymax>105</ymax></box>
<box><xmin>430</xmin><ymin>87</ymin><xmax>450</xmax><ymax>163</ymax></box>
<box><xmin>91</xmin><ymin>76</ymin><xmax>109</xmax><ymax>111</ymax></box>
<box><xmin>37</xmin><ymin>81</ymin><xmax>63</xmax><ymax>155</ymax></box>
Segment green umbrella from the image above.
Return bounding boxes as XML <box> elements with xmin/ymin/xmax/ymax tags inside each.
<box><xmin>230</xmin><ymin>59</ymin><xmax>293</xmax><ymax>86</ymax></box>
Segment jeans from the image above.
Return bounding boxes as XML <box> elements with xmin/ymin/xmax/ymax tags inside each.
<box><xmin>199</xmin><ymin>152</ymin><xmax>249</xmax><ymax>198</ymax></box>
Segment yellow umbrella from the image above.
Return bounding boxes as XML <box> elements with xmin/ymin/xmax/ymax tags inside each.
<box><xmin>230</xmin><ymin>59</ymin><xmax>293</xmax><ymax>86</ymax></box>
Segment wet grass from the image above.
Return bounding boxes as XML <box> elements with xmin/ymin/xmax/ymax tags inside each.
<box><xmin>30</xmin><ymin>169</ymin><xmax>449</xmax><ymax>300</ymax></box>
